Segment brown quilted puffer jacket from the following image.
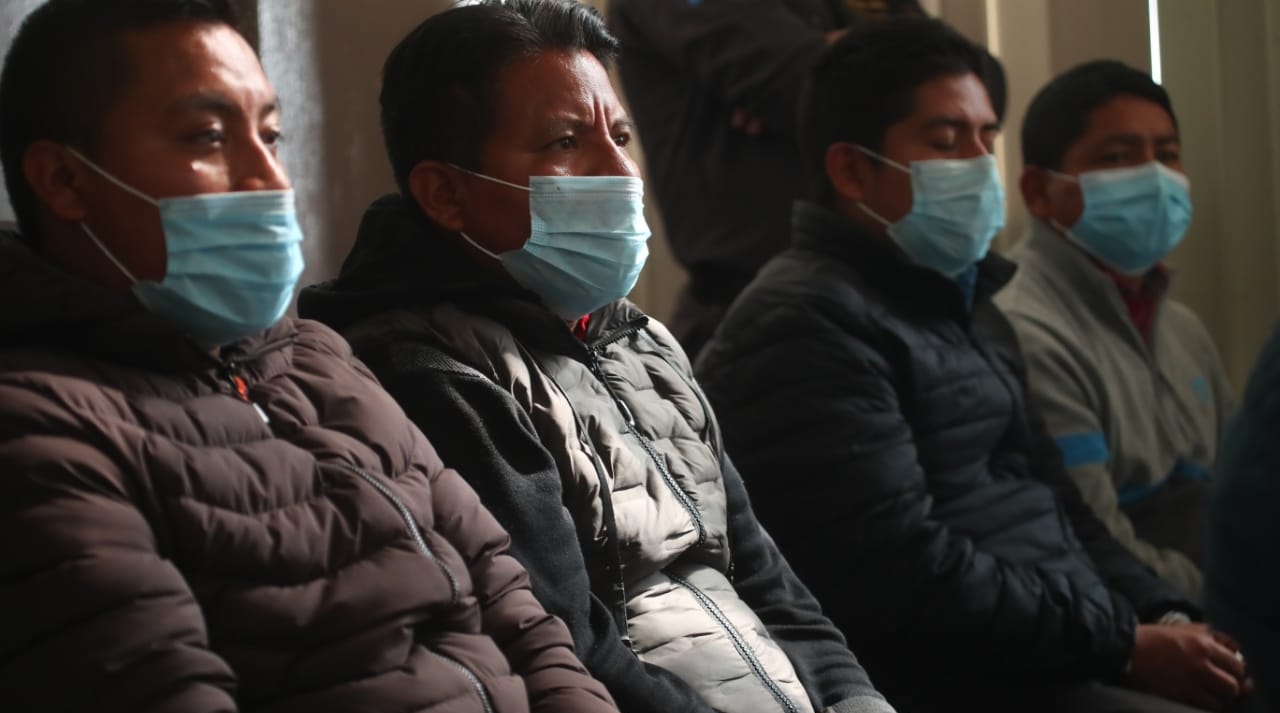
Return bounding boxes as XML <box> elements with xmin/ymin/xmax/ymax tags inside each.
<box><xmin>0</xmin><ymin>234</ymin><xmax>617</xmax><ymax>713</ymax></box>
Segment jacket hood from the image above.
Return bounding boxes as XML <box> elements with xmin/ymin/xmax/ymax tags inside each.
<box><xmin>299</xmin><ymin>193</ymin><xmax>533</xmax><ymax>333</ymax></box>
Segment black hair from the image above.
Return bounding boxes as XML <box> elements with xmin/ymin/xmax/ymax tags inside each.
<box><xmin>0</xmin><ymin>0</ymin><xmax>240</xmax><ymax>247</ymax></box>
<box><xmin>380</xmin><ymin>0</ymin><xmax>618</xmax><ymax>198</ymax></box>
<box><xmin>799</xmin><ymin>16</ymin><xmax>1002</xmax><ymax>204</ymax></box>
<box><xmin>1021</xmin><ymin>59</ymin><xmax>1175</xmax><ymax>170</ymax></box>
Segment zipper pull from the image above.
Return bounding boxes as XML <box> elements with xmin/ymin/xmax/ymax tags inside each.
<box><xmin>228</xmin><ymin>373</ymin><xmax>270</xmax><ymax>425</ymax></box>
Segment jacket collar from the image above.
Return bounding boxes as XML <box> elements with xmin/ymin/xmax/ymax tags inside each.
<box><xmin>1020</xmin><ymin>220</ymin><xmax>1169</xmax><ymax>348</ymax></box>
<box><xmin>0</xmin><ymin>230</ymin><xmax>295</xmax><ymax>374</ymax></box>
<box><xmin>790</xmin><ymin>200</ymin><xmax>1017</xmax><ymax>318</ymax></box>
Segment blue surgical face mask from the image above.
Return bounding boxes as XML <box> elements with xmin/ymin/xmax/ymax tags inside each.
<box><xmin>68</xmin><ymin>148</ymin><xmax>305</xmax><ymax>349</ymax></box>
<box><xmin>1049</xmin><ymin>162</ymin><xmax>1192</xmax><ymax>276</ymax></box>
<box><xmin>451</xmin><ymin>167</ymin><xmax>651</xmax><ymax>319</ymax></box>
<box><xmin>855</xmin><ymin>147</ymin><xmax>1006</xmax><ymax>278</ymax></box>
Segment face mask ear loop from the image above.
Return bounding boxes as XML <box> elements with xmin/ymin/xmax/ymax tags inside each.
<box><xmin>64</xmin><ymin>147</ymin><xmax>160</xmax><ymax>206</ymax></box>
<box><xmin>1040</xmin><ymin>168</ymin><xmax>1080</xmax><ymax>236</ymax></box>
<box><xmin>447</xmin><ymin>163</ymin><xmax>533</xmax><ymax>193</ymax></box>
<box><xmin>852</xmin><ymin>146</ymin><xmax>911</xmax><ymax>233</ymax></box>
<box><xmin>853</xmin><ymin>145</ymin><xmax>911</xmax><ymax>174</ymax></box>
<box><xmin>79</xmin><ymin>223</ymin><xmax>140</xmax><ymax>285</ymax></box>
<box><xmin>1045</xmin><ymin>168</ymin><xmax>1080</xmax><ymax>184</ymax></box>
<box><xmin>457</xmin><ymin>231</ymin><xmax>504</xmax><ymax>262</ymax></box>
<box><xmin>447</xmin><ymin>164</ymin><xmax>530</xmax><ymax>262</ymax></box>
<box><xmin>64</xmin><ymin>147</ymin><xmax>156</xmax><ymax>285</ymax></box>
<box><xmin>857</xmin><ymin>202</ymin><xmax>894</xmax><ymax>229</ymax></box>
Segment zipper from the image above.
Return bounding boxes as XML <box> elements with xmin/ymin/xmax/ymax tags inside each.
<box><xmin>583</xmin><ymin>437</ymin><xmax>635</xmax><ymax>650</ymax></box>
<box><xmin>344</xmin><ymin>463</ymin><xmax>494</xmax><ymax>710</ymax></box>
<box><xmin>433</xmin><ymin>651</ymin><xmax>497</xmax><ymax>713</ymax></box>
<box><xmin>525</xmin><ymin>337</ymin><xmax>636</xmax><ymax>650</ymax></box>
<box><xmin>587</xmin><ymin>334</ymin><xmax>707</xmax><ymax>547</ymax></box>
<box><xmin>637</xmin><ymin>329</ymin><xmax>724</xmax><ymax>459</ymax></box>
<box><xmin>668</xmin><ymin>573</ymin><xmax>800</xmax><ymax>713</ymax></box>
<box><xmin>218</xmin><ymin>356</ymin><xmax>271</xmax><ymax>424</ymax></box>
<box><xmin>340</xmin><ymin>463</ymin><xmax>459</xmax><ymax>604</ymax></box>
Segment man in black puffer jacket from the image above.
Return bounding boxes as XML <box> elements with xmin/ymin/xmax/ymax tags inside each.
<box><xmin>697</xmin><ymin>17</ymin><xmax>1248</xmax><ymax>713</ymax></box>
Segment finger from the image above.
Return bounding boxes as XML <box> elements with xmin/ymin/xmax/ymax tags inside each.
<box><xmin>729</xmin><ymin>109</ymin><xmax>746</xmax><ymax>129</ymax></box>
<box><xmin>1196</xmin><ymin>659</ymin><xmax>1243</xmax><ymax>703</ymax></box>
<box><xmin>1210</xmin><ymin>629</ymin><xmax>1241</xmax><ymax>652</ymax></box>
<box><xmin>1205</xmin><ymin>640</ymin><xmax>1249</xmax><ymax>681</ymax></box>
<box><xmin>745</xmin><ymin>117</ymin><xmax>765</xmax><ymax>136</ymax></box>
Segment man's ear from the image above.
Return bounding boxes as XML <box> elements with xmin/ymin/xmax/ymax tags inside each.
<box><xmin>408</xmin><ymin>160</ymin><xmax>466</xmax><ymax>232</ymax></box>
<box><xmin>825</xmin><ymin>142</ymin><xmax>873</xmax><ymax>204</ymax></box>
<box><xmin>23</xmin><ymin>140</ymin><xmax>89</xmax><ymax>223</ymax></box>
<box><xmin>1020</xmin><ymin>165</ymin><xmax>1053</xmax><ymax>221</ymax></box>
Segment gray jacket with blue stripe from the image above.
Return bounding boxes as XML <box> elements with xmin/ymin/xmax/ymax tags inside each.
<box><xmin>997</xmin><ymin>221</ymin><xmax>1233</xmax><ymax>604</ymax></box>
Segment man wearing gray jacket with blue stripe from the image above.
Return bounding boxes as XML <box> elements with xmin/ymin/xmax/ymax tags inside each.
<box><xmin>997</xmin><ymin>60</ymin><xmax>1232</xmax><ymax>605</ymax></box>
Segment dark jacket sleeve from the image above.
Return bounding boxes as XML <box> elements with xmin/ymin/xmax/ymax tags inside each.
<box><xmin>609</xmin><ymin>0</ymin><xmax>830</xmax><ymax>132</ymax></box>
<box><xmin>0</xmin><ymin>384</ymin><xmax>239</xmax><ymax>712</ymax></box>
<box><xmin>698</xmin><ymin>301</ymin><xmax>1138</xmax><ymax>680</ymax></box>
<box><xmin>423</xmin><ymin>447</ymin><xmax>617</xmax><ymax>713</ymax></box>
<box><xmin>986</xmin><ymin>306</ymin><xmax>1200</xmax><ymax>622</ymax></box>
<box><xmin>721</xmin><ymin>454</ymin><xmax>893</xmax><ymax>713</ymax></box>
<box><xmin>1208</xmin><ymin>322</ymin><xmax>1280</xmax><ymax>710</ymax></box>
<box><xmin>359</xmin><ymin>341</ymin><xmax>719</xmax><ymax>713</ymax></box>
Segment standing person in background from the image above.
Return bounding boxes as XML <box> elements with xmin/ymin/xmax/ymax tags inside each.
<box><xmin>607</xmin><ymin>0</ymin><xmax>925</xmax><ymax>359</ymax></box>
<box><xmin>998</xmin><ymin>60</ymin><xmax>1232</xmax><ymax>604</ymax></box>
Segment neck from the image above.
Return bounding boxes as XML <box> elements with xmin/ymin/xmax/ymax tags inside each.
<box><xmin>1111</xmin><ymin>271</ymin><xmax>1146</xmax><ymax>292</ymax></box>
<box><xmin>1044</xmin><ymin>220</ymin><xmax>1149</xmax><ymax>290</ymax></box>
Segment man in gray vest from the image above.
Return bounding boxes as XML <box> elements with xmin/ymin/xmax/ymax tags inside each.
<box><xmin>301</xmin><ymin>2</ymin><xmax>892</xmax><ymax>713</ymax></box>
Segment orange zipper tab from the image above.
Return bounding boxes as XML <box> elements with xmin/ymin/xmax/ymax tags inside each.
<box><xmin>233</xmin><ymin>375</ymin><xmax>250</xmax><ymax>402</ymax></box>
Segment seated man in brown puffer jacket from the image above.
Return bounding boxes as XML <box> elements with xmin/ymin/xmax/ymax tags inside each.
<box><xmin>0</xmin><ymin>2</ymin><xmax>617</xmax><ymax>712</ymax></box>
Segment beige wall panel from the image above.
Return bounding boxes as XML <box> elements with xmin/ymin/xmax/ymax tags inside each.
<box><xmin>258</xmin><ymin>0</ymin><xmax>452</xmax><ymax>293</ymax></box>
<box><xmin>1158</xmin><ymin>0</ymin><xmax>1228</xmax><ymax>366</ymax></box>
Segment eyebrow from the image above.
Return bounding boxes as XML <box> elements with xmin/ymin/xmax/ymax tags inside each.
<box><xmin>920</xmin><ymin>116</ymin><xmax>1002</xmax><ymax>133</ymax></box>
<box><xmin>1096</xmin><ymin>131</ymin><xmax>1181</xmax><ymax>146</ymax></box>
<box><xmin>170</xmin><ymin>92</ymin><xmax>281</xmax><ymax>120</ymax></box>
<box><xmin>537</xmin><ymin>115</ymin><xmax>637</xmax><ymax>135</ymax></box>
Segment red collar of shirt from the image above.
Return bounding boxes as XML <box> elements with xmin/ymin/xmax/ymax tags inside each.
<box><xmin>572</xmin><ymin>315</ymin><xmax>591</xmax><ymax>341</ymax></box>
<box><xmin>1089</xmin><ymin>259</ymin><xmax>1170</xmax><ymax>341</ymax></box>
